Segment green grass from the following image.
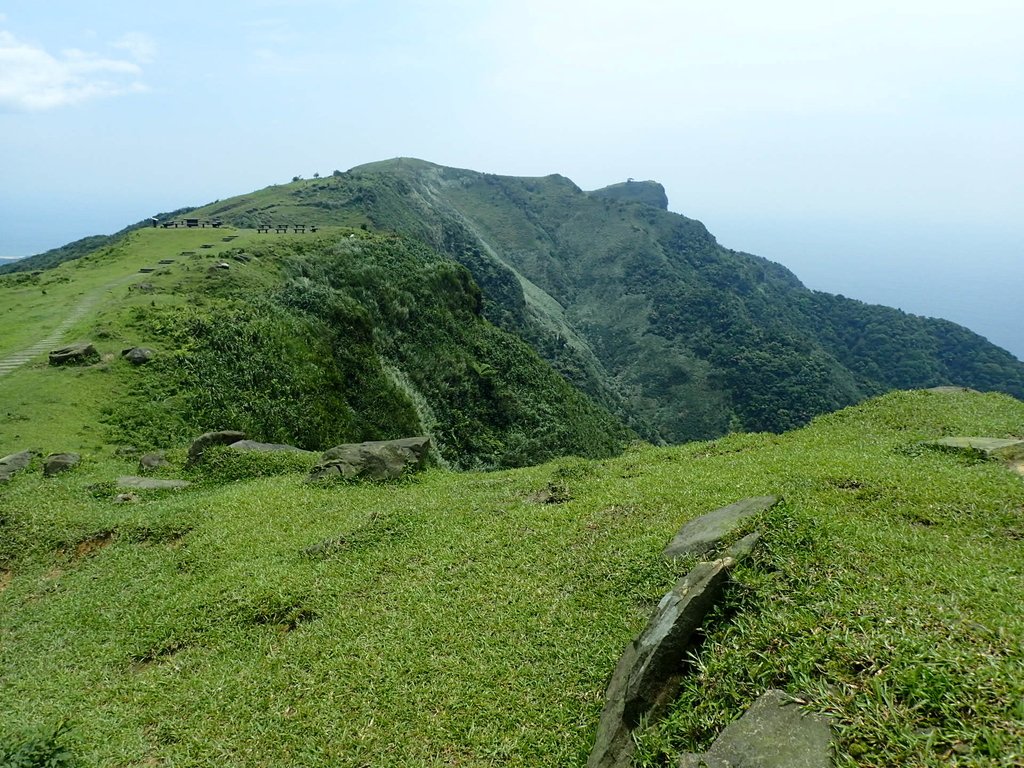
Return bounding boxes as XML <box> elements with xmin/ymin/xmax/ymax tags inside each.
<box><xmin>0</xmin><ymin>228</ymin><xmax>249</xmax><ymax>455</ymax></box>
<box><xmin>2</xmin><ymin>222</ymin><xmax>1023</xmax><ymax>766</ymax></box>
<box><xmin>2</xmin><ymin>390</ymin><xmax>1023</xmax><ymax>766</ymax></box>
<box><xmin>0</xmin><ymin>228</ymin><xmax>256</xmax><ymax>360</ymax></box>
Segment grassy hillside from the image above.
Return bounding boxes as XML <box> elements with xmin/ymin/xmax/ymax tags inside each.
<box><xmin>2</xmin><ymin>389</ymin><xmax>1022</xmax><ymax>766</ymax></box>
<box><xmin>0</xmin><ymin>209</ymin><xmax>196</xmax><ymax>277</ymax></box>
<box><xmin>180</xmin><ymin>161</ymin><xmax>1024</xmax><ymax>444</ymax></box>
<box><xmin>0</xmin><ymin>227</ymin><xmax>628</xmax><ymax>469</ymax></box>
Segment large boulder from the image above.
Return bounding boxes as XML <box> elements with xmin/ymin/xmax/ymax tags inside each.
<box><xmin>0</xmin><ymin>450</ymin><xmax>36</xmax><ymax>484</ymax></box>
<box><xmin>588</xmin><ymin>559</ymin><xmax>736</xmax><ymax>768</ymax></box>
<box><xmin>308</xmin><ymin>437</ymin><xmax>430</xmax><ymax>482</ymax></box>
<box><xmin>121</xmin><ymin>347</ymin><xmax>155</xmax><ymax>365</ymax></box>
<box><xmin>43</xmin><ymin>453</ymin><xmax>80</xmax><ymax>477</ymax></box>
<box><xmin>49</xmin><ymin>342</ymin><xmax>99</xmax><ymax>366</ymax></box>
<box><xmin>186</xmin><ymin>430</ymin><xmax>246</xmax><ymax>465</ymax></box>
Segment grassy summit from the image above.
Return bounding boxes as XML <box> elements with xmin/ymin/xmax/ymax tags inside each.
<box><xmin>2</xmin><ymin>386</ymin><xmax>1022</xmax><ymax>766</ymax></box>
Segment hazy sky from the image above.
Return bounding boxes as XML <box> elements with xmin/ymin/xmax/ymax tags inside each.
<box><xmin>1</xmin><ymin>1</ymin><xmax>1021</xmax><ymax>359</ymax></box>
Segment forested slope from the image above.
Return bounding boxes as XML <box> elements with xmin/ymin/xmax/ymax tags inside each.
<box><xmin>185</xmin><ymin>160</ymin><xmax>1024</xmax><ymax>441</ymax></box>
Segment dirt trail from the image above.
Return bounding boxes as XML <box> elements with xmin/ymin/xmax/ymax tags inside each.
<box><xmin>0</xmin><ymin>274</ymin><xmax>135</xmax><ymax>378</ymax></box>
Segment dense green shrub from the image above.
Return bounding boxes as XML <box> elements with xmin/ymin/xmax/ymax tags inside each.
<box><xmin>108</xmin><ymin>231</ymin><xmax>628</xmax><ymax>468</ymax></box>
<box><xmin>0</xmin><ymin>724</ymin><xmax>77</xmax><ymax>768</ymax></box>
<box><xmin>188</xmin><ymin>445</ymin><xmax>319</xmax><ymax>483</ymax></box>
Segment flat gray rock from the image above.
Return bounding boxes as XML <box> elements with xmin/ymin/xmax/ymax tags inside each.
<box><xmin>928</xmin><ymin>437</ymin><xmax>1024</xmax><ymax>462</ymax></box>
<box><xmin>228</xmin><ymin>440</ymin><xmax>309</xmax><ymax>453</ymax></box>
<box><xmin>678</xmin><ymin>756</ymin><xmax>731</xmax><ymax>768</ymax></box>
<box><xmin>43</xmin><ymin>453</ymin><xmax>80</xmax><ymax>476</ymax></box>
<box><xmin>723</xmin><ymin>531</ymin><xmax>761</xmax><ymax>563</ymax></box>
<box><xmin>664</xmin><ymin>497</ymin><xmax>780</xmax><ymax>560</ymax></box>
<box><xmin>624</xmin><ymin>559</ymin><xmax>734</xmax><ymax>724</ymax></box>
<box><xmin>701</xmin><ymin>689</ymin><xmax>832</xmax><ymax>768</ymax></box>
<box><xmin>0</xmin><ymin>450</ymin><xmax>36</xmax><ymax>484</ymax></box>
<box><xmin>116</xmin><ymin>475</ymin><xmax>190</xmax><ymax>490</ymax></box>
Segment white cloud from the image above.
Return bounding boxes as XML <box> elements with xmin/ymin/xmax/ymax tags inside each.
<box><xmin>0</xmin><ymin>29</ymin><xmax>146</xmax><ymax>111</ymax></box>
<box><xmin>113</xmin><ymin>32</ymin><xmax>157</xmax><ymax>64</ymax></box>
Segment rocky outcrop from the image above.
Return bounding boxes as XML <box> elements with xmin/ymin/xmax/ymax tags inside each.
<box><xmin>590</xmin><ymin>499</ymin><xmax>779</xmax><ymax>768</ymax></box>
<box><xmin>308</xmin><ymin>437</ymin><xmax>430</xmax><ymax>482</ymax></box>
<box><xmin>663</xmin><ymin>497</ymin><xmax>780</xmax><ymax>560</ymax></box>
<box><xmin>43</xmin><ymin>453</ymin><xmax>80</xmax><ymax>476</ymax></box>
<box><xmin>0</xmin><ymin>450</ymin><xmax>36</xmax><ymax>484</ymax></box>
<box><xmin>678</xmin><ymin>689</ymin><xmax>832</xmax><ymax>768</ymax></box>
<box><xmin>589</xmin><ymin>559</ymin><xmax>737</xmax><ymax>768</ymax></box>
<box><xmin>48</xmin><ymin>342</ymin><xmax>99</xmax><ymax>366</ymax></box>
<box><xmin>186</xmin><ymin>430</ymin><xmax>246</xmax><ymax>465</ymax></box>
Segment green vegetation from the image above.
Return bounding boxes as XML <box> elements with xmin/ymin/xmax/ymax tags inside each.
<box><xmin>0</xmin><ymin>722</ymin><xmax>76</xmax><ymax>768</ymax></box>
<box><xmin>97</xmin><ymin>229</ymin><xmax>628</xmax><ymax>467</ymax></box>
<box><xmin>2</xmin><ymin>390</ymin><xmax>1022</xmax><ymax>766</ymax></box>
<box><xmin>3</xmin><ymin>162</ymin><xmax>1024</xmax><ymax>767</ymax></box>
<box><xmin>0</xmin><ymin>209</ymin><xmax>196</xmax><ymax>277</ymax></box>
<box><xmin>179</xmin><ymin>160</ymin><xmax>1024</xmax><ymax>443</ymax></box>
<box><xmin>0</xmin><ymin>226</ymin><xmax>627</xmax><ymax>469</ymax></box>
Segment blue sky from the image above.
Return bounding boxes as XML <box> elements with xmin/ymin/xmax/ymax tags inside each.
<box><xmin>1</xmin><ymin>0</ymin><xmax>1022</xmax><ymax>359</ymax></box>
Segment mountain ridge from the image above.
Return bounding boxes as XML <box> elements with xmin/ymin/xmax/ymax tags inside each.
<box><xmin>188</xmin><ymin>158</ymin><xmax>1023</xmax><ymax>440</ymax></box>
<box><xmin>8</xmin><ymin>158</ymin><xmax>1024</xmax><ymax>444</ymax></box>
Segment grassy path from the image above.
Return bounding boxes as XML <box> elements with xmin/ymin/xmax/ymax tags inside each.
<box><xmin>0</xmin><ymin>274</ymin><xmax>135</xmax><ymax>378</ymax></box>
